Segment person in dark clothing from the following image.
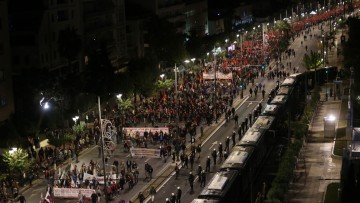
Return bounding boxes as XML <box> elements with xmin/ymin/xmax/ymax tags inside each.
<box><xmin>18</xmin><ymin>194</ymin><xmax>26</xmax><ymax>203</ymax></box>
<box><xmin>176</xmin><ymin>187</ymin><xmax>182</xmax><ymax>203</ymax></box>
<box><xmin>91</xmin><ymin>191</ymin><xmax>98</xmax><ymax>203</ymax></box>
<box><xmin>188</xmin><ymin>172</ymin><xmax>194</xmax><ymax>193</ymax></box>
<box><xmin>206</xmin><ymin>156</ymin><xmax>211</xmax><ymax>172</ymax></box>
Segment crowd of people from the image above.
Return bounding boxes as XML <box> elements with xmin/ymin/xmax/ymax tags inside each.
<box><xmin>2</xmin><ymin>3</ymin><xmax>359</xmax><ymax>203</ymax></box>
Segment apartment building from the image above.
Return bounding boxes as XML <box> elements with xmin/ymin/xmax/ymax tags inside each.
<box><xmin>0</xmin><ymin>0</ymin><xmax>14</xmax><ymax>123</ymax></box>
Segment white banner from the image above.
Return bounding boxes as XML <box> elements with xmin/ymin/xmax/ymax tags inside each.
<box><xmin>130</xmin><ymin>147</ymin><xmax>161</xmax><ymax>158</ymax></box>
<box><xmin>83</xmin><ymin>173</ymin><xmax>117</xmax><ymax>185</ymax></box>
<box><xmin>123</xmin><ymin>127</ymin><xmax>169</xmax><ymax>138</ymax></box>
<box><xmin>53</xmin><ymin>188</ymin><xmax>95</xmax><ymax>199</ymax></box>
<box><xmin>203</xmin><ymin>71</ymin><xmax>233</xmax><ymax>80</ymax></box>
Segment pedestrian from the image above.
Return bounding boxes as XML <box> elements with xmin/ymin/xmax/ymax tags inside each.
<box><xmin>138</xmin><ymin>192</ymin><xmax>145</xmax><ymax>203</ymax></box>
<box><xmin>19</xmin><ymin>193</ymin><xmax>26</xmax><ymax>203</ymax></box>
<box><xmin>149</xmin><ymin>186</ymin><xmax>156</xmax><ymax>203</ymax></box>
<box><xmin>78</xmin><ymin>190</ymin><xmax>84</xmax><ymax>203</ymax></box>
<box><xmin>248</xmin><ymin>113</ymin><xmax>252</xmax><ymax>125</ymax></box>
<box><xmin>188</xmin><ymin>172</ymin><xmax>194</xmax><ymax>193</ymax></box>
<box><xmin>218</xmin><ymin>142</ymin><xmax>223</xmax><ymax>158</ymax></box>
<box><xmin>190</xmin><ymin>154</ymin><xmax>194</xmax><ymax>170</ymax></box>
<box><xmin>225</xmin><ymin>136</ymin><xmax>230</xmax><ymax>151</ymax></box>
<box><xmin>196</xmin><ymin>144</ymin><xmax>201</xmax><ymax>159</ymax></box>
<box><xmin>206</xmin><ymin>156</ymin><xmax>211</xmax><ymax>172</ymax></box>
<box><xmin>170</xmin><ymin>193</ymin><xmax>176</xmax><ymax>203</ymax></box>
<box><xmin>200</xmin><ymin>170</ymin><xmax>206</xmax><ymax>187</ymax></box>
<box><xmin>232</xmin><ymin>131</ymin><xmax>236</xmax><ymax>147</ymax></box>
<box><xmin>175</xmin><ymin>163</ymin><xmax>180</xmax><ymax>179</ymax></box>
<box><xmin>91</xmin><ymin>191</ymin><xmax>98</xmax><ymax>203</ymax></box>
<box><xmin>212</xmin><ymin>148</ymin><xmax>217</xmax><ymax>165</ymax></box>
<box><xmin>197</xmin><ymin>165</ymin><xmax>202</xmax><ymax>182</ymax></box>
<box><xmin>262</xmin><ymin>89</ymin><xmax>265</xmax><ymax>99</ymax></box>
<box><xmin>176</xmin><ymin>187</ymin><xmax>182</xmax><ymax>203</ymax></box>
<box><xmin>234</xmin><ymin>114</ymin><xmax>239</xmax><ymax>125</ymax></box>
<box><xmin>184</xmin><ymin>155</ymin><xmax>189</xmax><ymax>168</ymax></box>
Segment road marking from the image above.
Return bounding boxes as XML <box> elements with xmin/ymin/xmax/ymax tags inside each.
<box><xmin>209</xmin><ymin>141</ymin><xmax>218</xmax><ymax>150</ymax></box>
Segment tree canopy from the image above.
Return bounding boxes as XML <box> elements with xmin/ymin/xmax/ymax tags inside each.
<box><xmin>147</xmin><ymin>16</ymin><xmax>187</xmax><ymax>66</ymax></box>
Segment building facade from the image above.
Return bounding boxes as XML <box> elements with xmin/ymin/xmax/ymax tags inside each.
<box><xmin>0</xmin><ymin>0</ymin><xmax>14</xmax><ymax>123</ymax></box>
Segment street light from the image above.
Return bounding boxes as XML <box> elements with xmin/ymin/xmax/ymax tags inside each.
<box><xmin>72</xmin><ymin>116</ymin><xmax>79</xmax><ymax>124</ymax></box>
<box><xmin>160</xmin><ymin>74</ymin><xmax>165</xmax><ymax>80</ymax></box>
<box><xmin>9</xmin><ymin>147</ymin><xmax>17</xmax><ymax>154</ymax></box>
<box><xmin>116</xmin><ymin>94</ymin><xmax>122</xmax><ymax>101</ymax></box>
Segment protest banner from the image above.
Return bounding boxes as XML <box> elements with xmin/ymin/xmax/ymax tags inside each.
<box><xmin>123</xmin><ymin>127</ymin><xmax>169</xmax><ymax>138</ymax></box>
<box><xmin>53</xmin><ymin>188</ymin><xmax>95</xmax><ymax>199</ymax></box>
<box><xmin>130</xmin><ymin>147</ymin><xmax>161</xmax><ymax>158</ymax></box>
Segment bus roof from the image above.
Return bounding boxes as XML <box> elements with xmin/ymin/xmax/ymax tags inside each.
<box><xmin>262</xmin><ymin>104</ymin><xmax>281</xmax><ymax>116</ymax></box>
<box><xmin>281</xmin><ymin>78</ymin><xmax>296</xmax><ymax>86</ymax></box>
<box><xmin>220</xmin><ymin>146</ymin><xmax>254</xmax><ymax>170</ymax></box>
<box><xmin>270</xmin><ymin>95</ymin><xmax>287</xmax><ymax>104</ymax></box>
<box><xmin>277</xmin><ymin>86</ymin><xmax>293</xmax><ymax>95</ymax></box>
<box><xmin>238</xmin><ymin>128</ymin><xmax>264</xmax><ymax>146</ymax></box>
<box><xmin>199</xmin><ymin>170</ymin><xmax>239</xmax><ymax>199</ymax></box>
<box><xmin>252</xmin><ymin>116</ymin><xmax>275</xmax><ymax>130</ymax></box>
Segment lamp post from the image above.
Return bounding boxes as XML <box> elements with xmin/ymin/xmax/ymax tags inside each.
<box><xmin>97</xmin><ymin>96</ymin><xmax>108</xmax><ymax>203</ymax></box>
<box><xmin>213</xmin><ymin>52</ymin><xmax>218</xmax><ymax>123</ymax></box>
<box><xmin>174</xmin><ymin>64</ymin><xmax>179</xmax><ymax>140</ymax></box>
<box><xmin>72</xmin><ymin>116</ymin><xmax>79</xmax><ymax>125</ymax></box>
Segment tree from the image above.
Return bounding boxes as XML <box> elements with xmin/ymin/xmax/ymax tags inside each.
<box><xmin>2</xmin><ymin>148</ymin><xmax>35</xmax><ymax>177</ymax></box>
<box><xmin>275</xmin><ymin>20</ymin><xmax>292</xmax><ymax>39</ymax></box>
<box><xmin>303</xmin><ymin>50</ymin><xmax>323</xmax><ymax>86</ymax></box>
<box><xmin>127</xmin><ymin>57</ymin><xmax>159</xmax><ymax>105</ymax></box>
<box><xmin>147</xmin><ymin>16</ymin><xmax>187</xmax><ymax>66</ymax></box>
<box><xmin>58</xmin><ymin>28</ymin><xmax>82</xmax><ymax>72</ymax></box>
<box><xmin>81</xmin><ymin>44</ymin><xmax>115</xmax><ymax>95</ymax></box>
<box><xmin>156</xmin><ymin>79</ymin><xmax>173</xmax><ymax>91</ymax></box>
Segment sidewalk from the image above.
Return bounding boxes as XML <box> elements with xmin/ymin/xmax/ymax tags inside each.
<box><xmin>286</xmin><ymin>27</ymin><xmax>348</xmax><ymax>203</ymax></box>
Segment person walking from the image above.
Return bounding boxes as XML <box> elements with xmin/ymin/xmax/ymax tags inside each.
<box><xmin>212</xmin><ymin>149</ymin><xmax>217</xmax><ymax>165</ymax></box>
<box><xmin>149</xmin><ymin>186</ymin><xmax>156</xmax><ymax>203</ymax></box>
<box><xmin>218</xmin><ymin>142</ymin><xmax>223</xmax><ymax>158</ymax></box>
<box><xmin>205</xmin><ymin>156</ymin><xmax>211</xmax><ymax>172</ymax></box>
<box><xmin>91</xmin><ymin>191</ymin><xmax>98</xmax><ymax>203</ymax></box>
<box><xmin>200</xmin><ymin>170</ymin><xmax>206</xmax><ymax>187</ymax></box>
<box><xmin>196</xmin><ymin>144</ymin><xmax>201</xmax><ymax>160</ymax></box>
<box><xmin>138</xmin><ymin>192</ymin><xmax>145</xmax><ymax>203</ymax></box>
<box><xmin>170</xmin><ymin>193</ymin><xmax>176</xmax><ymax>203</ymax></box>
<box><xmin>176</xmin><ymin>187</ymin><xmax>182</xmax><ymax>203</ymax></box>
<box><xmin>225</xmin><ymin>136</ymin><xmax>230</xmax><ymax>151</ymax></box>
<box><xmin>188</xmin><ymin>172</ymin><xmax>195</xmax><ymax>193</ymax></box>
<box><xmin>232</xmin><ymin>131</ymin><xmax>236</xmax><ymax>147</ymax></box>
<box><xmin>175</xmin><ymin>163</ymin><xmax>180</xmax><ymax>180</ymax></box>
<box><xmin>18</xmin><ymin>193</ymin><xmax>26</xmax><ymax>203</ymax></box>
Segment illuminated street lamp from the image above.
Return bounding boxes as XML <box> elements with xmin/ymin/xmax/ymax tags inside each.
<box><xmin>184</xmin><ymin>59</ymin><xmax>190</xmax><ymax>64</ymax></box>
<box><xmin>9</xmin><ymin>147</ymin><xmax>17</xmax><ymax>154</ymax></box>
<box><xmin>324</xmin><ymin>115</ymin><xmax>336</xmax><ymax>138</ymax></box>
<box><xmin>160</xmin><ymin>74</ymin><xmax>165</xmax><ymax>80</ymax></box>
<box><xmin>116</xmin><ymin>93</ymin><xmax>122</xmax><ymax>101</ymax></box>
<box><xmin>72</xmin><ymin>116</ymin><xmax>79</xmax><ymax>125</ymax></box>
